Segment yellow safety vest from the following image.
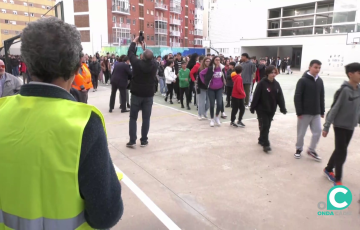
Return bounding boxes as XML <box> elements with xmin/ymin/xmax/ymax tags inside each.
<box><xmin>0</xmin><ymin>95</ymin><xmax>107</xmax><ymax>230</ymax></box>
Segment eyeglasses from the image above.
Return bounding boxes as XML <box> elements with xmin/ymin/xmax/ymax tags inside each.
<box><xmin>0</xmin><ymin>65</ymin><xmax>5</xmax><ymax>69</ymax></box>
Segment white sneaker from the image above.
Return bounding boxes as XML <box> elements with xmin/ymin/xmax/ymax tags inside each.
<box><xmin>198</xmin><ymin>115</ymin><xmax>202</xmax><ymax>120</ymax></box>
<box><xmin>201</xmin><ymin>115</ymin><xmax>206</xmax><ymax>120</ymax></box>
<box><xmin>106</xmin><ymin>83</ymin><xmax>109</xmax><ymax>86</ymax></box>
<box><xmin>210</xmin><ymin>119</ymin><xmax>215</xmax><ymax>127</ymax></box>
<box><xmin>215</xmin><ymin>116</ymin><xmax>221</xmax><ymax>126</ymax></box>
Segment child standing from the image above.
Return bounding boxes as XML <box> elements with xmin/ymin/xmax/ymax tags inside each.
<box><xmin>323</xmin><ymin>62</ymin><xmax>360</xmax><ymax>186</ymax></box>
<box><xmin>230</xmin><ymin>65</ymin><xmax>246</xmax><ymax>128</ymax></box>
<box><xmin>179</xmin><ymin>61</ymin><xmax>191</xmax><ymax>110</ymax></box>
<box><xmin>250</xmin><ymin>65</ymin><xmax>287</xmax><ymax>153</ymax></box>
<box><xmin>164</xmin><ymin>60</ymin><xmax>176</xmax><ymax>104</ymax></box>
<box><xmin>225</xmin><ymin>62</ymin><xmax>236</xmax><ymax>108</ymax></box>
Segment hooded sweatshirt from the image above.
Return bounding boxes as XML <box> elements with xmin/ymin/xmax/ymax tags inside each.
<box><xmin>240</xmin><ymin>60</ymin><xmax>256</xmax><ymax>84</ymax></box>
<box><xmin>231</xmin><ymin>73</ymin><xmax>246</xmax><ymax>99</ymax></box>
<box><xmin>323</xmin><ymin>81</ymin><xmax>360</xmax><ymax>132</ymax></box>
<box><xmin>199</xmin><ymin>66</ymin><xmax>224</xmax><ymax>90</ymax></box>
<box><xmin>164</xmin><ymin>66</ymin><xmax>176</xmax><ymax>84</ymax></box>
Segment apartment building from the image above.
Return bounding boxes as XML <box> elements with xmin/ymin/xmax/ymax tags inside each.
<box><xmin>109</xmin><ymin>0</ymin><xmax>204</xmax><ymax>48</ymax></box>
<box><xmin>0</xmin><ymin>0</ymin><xmax>56</xmax><ymax>44</ymax></box>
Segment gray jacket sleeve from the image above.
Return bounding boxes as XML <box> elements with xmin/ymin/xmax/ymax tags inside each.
<box><xmin>323</xmin><ymin>89</ymin><xmax>346</xmax><ymax>132</ymax></box>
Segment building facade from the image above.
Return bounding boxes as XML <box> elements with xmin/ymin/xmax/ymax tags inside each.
<box><xmin>0</xmin><ymin>0</ymin><xmax>56</xmax><ymax>45</ymax></box>
<box><xmin>108</xmin><ymin>0</ymin><xmax>204</xmax><ymax>48</ymax></box>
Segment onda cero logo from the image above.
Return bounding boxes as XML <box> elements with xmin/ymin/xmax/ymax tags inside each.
<box><xmin>318</xmin><ymin>186</ymin><xmax>352</xmax><ymax>216</ymax></box>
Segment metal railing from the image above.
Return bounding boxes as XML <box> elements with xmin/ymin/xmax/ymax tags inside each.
<box><xmin>170</xmin><ymin>42</ymin><xmax>181</xmax><ymax>47</ymax></box>
<box><xmin>113</xmin><ymin>23</ymin><xmax>130</xmax><ymax>29</ymax></box>
<box><xmin>154</xmin><ymin>3</ymin><xmax>168</xmax><ymax>10</ymax></box>
<box><xmin>112</xmin><ymin>5</ymin><xmax>130</xmax><ymax>14</ymax></box>
<box><xmin>169</xmin><ymin>19</ymin><xmax>181</xmax><ymax>25</ymax></box>
<box><xmin>170</xmin><ymin>30</ymin><xmax>180</xmax><ymax>36</ymax></box>
<box><xmin>169</xmin><ymin>7</ymin><xmax>181</xmax><ymax>14</ymax></box>
<box><xmin>156</xmin><ymin>41</ymin><xmax>168</xmax><ymax>46</ymax></box>
<box><xmin>154</xmin><ymin>16</ymin><xmax>168</xmax><ymax>22</ymax></box>
<box><xmin>155</xmin><ymin>28</ymin><xmax>167</xmax><ymax>34</ymax></box>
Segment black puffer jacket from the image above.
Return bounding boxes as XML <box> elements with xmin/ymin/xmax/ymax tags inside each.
<box><xmin>294</xmin><ymin>72</ymin><xmax>325</xmax><ymax>116</ymax></box>
<box><xmin>226</xmin><ymin>69</ymin><xmax>234</xmax><ymax>87</ymax></box>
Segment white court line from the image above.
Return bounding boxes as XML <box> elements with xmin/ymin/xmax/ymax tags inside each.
<box><xmin>114</xmin><ymin>165</ymin><xmax>181</xmax><ymax>230</ymax></box>
<box><xmin>154</xmin><ymin>101</ymin><xmax>198</xmax><ymax>117</ymax></box>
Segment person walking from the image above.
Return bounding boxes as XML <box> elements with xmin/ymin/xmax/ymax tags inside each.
<box><xmin>286</xmin><ymin>57</ymin><xmax>293</xmax><ymax>74</ymax></box>
<box><xmin>174</xmin><ymin>52</ymin><xmax>182</xmax><ymax>102</ymax></box>
<box><xmin>179</xmin><ymin>61</ymin><xmax>191</xmax><ymax>110</ymax></box>
<box><xmin>0</xmin><ymin>17</ymin><xmax>123</xmax><ymax>230</ymax></box>
<box><xmin>197</xmin><ymin>57</ymin><xmax>211</xmax><ymax>120</ymax></box>
<box><xmin>323</xmin><ymin>63</ymin><xmax>360</xmax><ymax>186</ymax></box>
<box><xmin>230</xmin><ymin>65</ymin><xmax>246</xmax><ymax>128</ymax></box>
<box><xmin>126</xmin><ymin>36</ymin><xmax>157</xmax><ymax>148</ymax></box>
<box><xmin>164</xmin><ymin>60</ymin><xmax>176</xmax><ymax>104</ymax></box>
<box><xmin>0</xmin><ymin>59</ymin><xmax>22</xmax><ymax>97</ymax></box>
<box><xmin>240</xmin><ymin>53</ymin><xmax>256</xmax><ymax>108</ymax></box>
<box><xmin>186</xmin><ymin>53</ymin><xmax>199</xmax><ymax>106</ymax></box>
<box><xmin>10</xmin><ymin>55</ymin><xmax>20</xmax><ymax>76</ymax></box>
<box><xmin>101</xmin><ymin>56</ymin><xmax>111</xmax><ymax>85</ymax></box>
<box><xmin>250</xmin><ymin>65</ymin><xmax>287</xmax><ymax>153</ymax></box>
<box><xmin>89</xmin><ymin>56</ymin><xmax>101</xmax><ymax>92</ymax></box>
<box><xmin>281</xmin><ymin>58</ymin><xmax>287</xmax><ymax>73</ymax></box>
<box><xmin>110</xmin><ymin>56</ymin><xmax>132</xmax><ymax>113</ymax></box>
<box><xmin>294</xmin><ymin>60</ymin><xmax>324</xmax><ymax>160</ymax></box>
<box><xmin>276</xmin><ymin>57</ymin><xmax>281</xmax><ymax>73</ymax></box>
<box><xmin>199</xmin><ymin>56</ymin><xmax>226</xmax><ymax>127</ymax></box>
<box><xmin>157</xmin><ymin>56</ymin><xmax>167</xmax><ymax>96</ymax></box>
<box><xmin>225</xmin><ymin>61</ymin><xmax>236</xmax><ymax>107</ymax></box>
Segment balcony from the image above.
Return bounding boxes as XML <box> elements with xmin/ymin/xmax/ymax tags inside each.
<box><xmin>170</xmin><ymin>30</ymin><xmax>181</xmax><ymax>36</ymax></box>
<box><xmin>170</xmin><ymin>19</ymin><xmax>181</xmax><ymax>25</ymax></box>
<box><xmin>155</xmin><ymin>16</ymin><xmax>168</xmax><ymax>22</ymax></box>
<box><xmin>113</xmin><ymin>23</ymin><xmax>130</xmax><ymax>29</ymax></box>
<box><xmin>155</xmin><ymin>3</ymin><xmax>168</xmax><ymax>10</ymax></box>
<box><xmin>170</xmin><ymin>6</ymin><xmax>181</xmax><ymax>14</ymax></box>
<box><xmin>156</xmin><ymin>41</ymin><xmax>168</xmax><ymax>46</ymax></box>
<box><xmin>155</xmin><ymin>28</ymin><xmax>167</xmax><ymax>34</ymax></box>
<box><xmin>112</xmin><ymin>5</ymin><xmax>130</xmax><ymax>15</ymax></box>
<box><xmin>170</xmin><ymin>42</ymin><xmax>181</xmax><ymax>47</ymax></box>
<box><xmin>112</xmin><ymin>37</ymin><xmax>131</xmax><ymax>45</ymax></box>
<box><xmin>194</xmin><ymin>30</ymin><xmax>203</xmax><ymax>36</ymax></box>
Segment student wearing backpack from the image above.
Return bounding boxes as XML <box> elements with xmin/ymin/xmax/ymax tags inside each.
<box><xmin>323</xmin><ymin>63</ymin><xmax>360</xmax><ymax>186</ymax></box>
<box><xmin>294</xmin><ymin>60</ymin><xmax>325</xmax><ymax>161</ymax></box>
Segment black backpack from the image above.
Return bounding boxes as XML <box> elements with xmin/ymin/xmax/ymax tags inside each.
<box><xmin>326</xmin><ymin>85</ymin><xmax>346</xmax><ymax>116</ymax></box>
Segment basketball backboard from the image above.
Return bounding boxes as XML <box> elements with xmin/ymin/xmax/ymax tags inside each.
<box><xmin>346</xmin><ymin>32</ymin><xmax>360</xmax><ymax>45</ymax></box>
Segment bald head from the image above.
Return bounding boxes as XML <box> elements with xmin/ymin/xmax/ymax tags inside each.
<box><xmin>143</xmin><ymin>49</ymin><xmax>153</xmax><ymax>61</ymax></box>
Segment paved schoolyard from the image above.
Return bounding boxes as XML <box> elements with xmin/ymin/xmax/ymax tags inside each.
<box><xmin>88</xmin><ymin>72</ymin><xmax>360</xmax><ymax>230</ymax></box>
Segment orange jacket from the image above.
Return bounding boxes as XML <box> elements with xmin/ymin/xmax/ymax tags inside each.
<box><xmin>72</xmin><ymin>63</ymin><xmax>93</xmax><ymax>90</ymax></box>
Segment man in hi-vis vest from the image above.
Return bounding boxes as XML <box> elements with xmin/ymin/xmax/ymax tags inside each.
<box><xmin>0</xmin><ymin>17</ymin><xmax>123</xmax><ymax>230</ymax></box>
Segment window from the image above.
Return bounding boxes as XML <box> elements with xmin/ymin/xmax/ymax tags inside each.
<box><xmin>4</xmin><ymin>30</ymin><xmax>8</xmax><ymax>34</ymax></box>
<box><xmin>151</xmin><ymin>10</ymin><xmax>153</xmax><ymax>15</ymax></box>
<box><xmin>15</xmin><ymin>31</ymin><xmax>20</xmax><ymax>35</ymax></box>
<box><xmin>24</xmin><ymin>12</ymin><xmax>28</xmax><ymax>16</ymax></box>
<box><xmin>156</xmin><ymin>11</ymin><xmax>159</xmax><ymax>16</ymax></box>
<box><xmin>126</xmin><ymin>19</ymin><xmax>131</xmax><ymax>24</ymax></box>
<box><xmin>5</xmin><ymin>20</ymin><xmax>8</xmax><ymax>24</ymax></box>
<box><xmin>10</xmin><ymin>20</ymin><xmax>16</xmax><ymax>24</ymax></box>
<box><xmin>161</xmin><ymin>12</ymin><xmax>163</xmax><ymax>17</ymax></box>
<box><xmin>268</xmin><ymin>30</ymin><xmax>279</xmax><ymax>37</ymax></box>
<box><xmin>185</xmin><ymin>28</ymin><xmax>188</xmax><ymax>36</ymax></box>
<box><xmin>24</xmin><ymin>2</ymin><xmax>27</xmax><ymax>6</ymax></box>
<box><xmin>147</xmin><ymin>10</ymin><xmax>149</xmax><ymax>14</ymax></box>
<box><xmin>147</xmin><ymin>35</ymin><xmax>150</xmax><ymax>40</ymax></box>
<box><xmin>112</xmin><ymin>16</ymin><xmax>116</xmax><ymax>22</ymax></box>
<box><xmin>234</xmin><ymin>48</ymin><xmax>240</xmax><ymax>53</ymax></box>
<box><xmin>132</xmin><ymin>5</ymin><xmax>135</xmax><ymax>11</ymax></box>
<box><xmin>151</xmin><ymin>23</ymin><xmax>153</xmax><ymax>27</ymax></box>
<box><xmin>3</xmin><ymin>0</ymin><xmax>7</xmax><ymax>2</ymax></box>
<box><xmin>139</xmin><ymin>0</ymin><xmax>143</xmax><ymax>3</ymax></box>
<box><xmin>139</xmin><ymin>6</ymin><xmax>144</xmax><ymax>17</ymax></box>
<box><xmin>133</xmin><ymin>20</ymin><xmax>136</xmax><ymax>25</ymax></box>
<box><xmin>147</xmin><ymin>23</ymin><xmax>149</xmax><ymax>28</ymax></box>
<box><xmin>185</xmin><ymin>18</ymin><xmax>188</xmax><ymax>26</ymax></box>
<box><xmin>30</xmin><ymin>13</ymin><xmax>34</xmax><ymax>17</ymax></box>
<box><xmin>140</xmin><ymin>20</ymin><xmax>144</xmax><ymax>31</ymax></box>
<box><xmin>10</xmin><ymin>0</ymin><xmax>13</xmax><ymax>4</ymax></box>
<box><xmin>46</xmin><ymin>6</ymin><xmax>50</xmax><ymax>10</ymax></box>
<box><xmin>13</xmin><ymin>11</ymin><xmax>17</xmax><ymax>15</ymax></box>
<box><xmin>42</xmin><ymin>5</ymin><xmax>45</xmax><ymax>9</ymax></box>
<box><xmin>151</xmin><ymin>36</ymin><xmax>154</xmax><ymax>40</ymax></box>
<box><xmin>29</xmin><ymin>3</ymin><xmax>33</xmax><ymax>7</ymax></box>
<box><xmin>281</xmin><ymin>28</ymin><xmax>312</xmax><ymax>36</ymax></box>
<box><xmin>120</xmin><ymin>17</ymin><xmax>123</xmax><ymax>23</ymax></box>
<box><xmin>333</xmin><ymin>11</ymin><xmax>356</xmax><ymax>23</ymax></box>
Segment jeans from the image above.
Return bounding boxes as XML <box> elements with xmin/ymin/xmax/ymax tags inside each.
<box><xmin>325</xmin><ymin>127</ymin><xmax>354</xmax><ymax>181</ymax></box>
<box><xmin>129</xmin><ymin>95</ymin><xmax>153</xmax><ymax>143</ymax></box>
<box><xmin>198</xmin><ymin>89</ymin><xmax>210</xmax><ymax>117</ymax></box>
<box><xmin>226</xmin><ymin>86</ymin><xmax>233</xmax><ymax>104</ymax></box>
<box><xmin>12</xmin><ymin>67</ymin><xmax>19</xmax><ymax>76</ymax></box>
<box><xmin>231</xmin><ymin>98</ymin><xmax>245</xmax><ymax>122</ymax></box>
<box><xmin>166</xmin><ymin>83</ymin><xmax>174</xmax><ymax>100</ymax></box>
<box><xmin>159</xmin><ymin>77</ymin><xmax>167</xmax><ymax>94</ymax></box>
<box><xmin>180</xmin><ymin>87</ymin><xmax>189</xmax><ymax>106</ymax></box>
<box><xmin>256</xmin><ymin>110</ymin><xmax>275</xmax><ymax>147</ymax></box>
<box><xmin>287</xmin><ymin>65</ymin><xmax>292</xmax><ymax>74</ymax></box>
<box><xmin>208</xmin><ymin>88</ymin><xmax>223</xmax><ymax>119</ymax></box>
<box><xmin>296</xmin><ymin>115</ymin><xmax>322</xmax><ymax>152</ymax></box>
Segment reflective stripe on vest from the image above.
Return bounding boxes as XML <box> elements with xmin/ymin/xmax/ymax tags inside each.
<box><xmin>0</xmin><ymin>209</ymin><xmax>85</xmax><ymax>230</ymax></box>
